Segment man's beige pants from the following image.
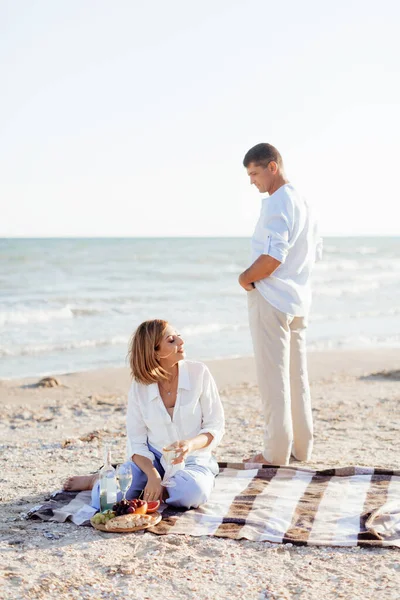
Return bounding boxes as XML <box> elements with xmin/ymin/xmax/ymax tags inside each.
<box><xmin>247</xmin><ymin>288</ymin><xmax>313</xmax><ymax>465</ymax></box>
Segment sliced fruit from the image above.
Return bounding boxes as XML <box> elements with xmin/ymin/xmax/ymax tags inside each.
<box><xmin>134</xmin><ymin>500</ymin><xmax>148</xmax><ymax>515</ymax></box>
<box><xmin>146</xmin><ymin>500</ymin><xmax>160</xmax><ymax>514</ymax></box>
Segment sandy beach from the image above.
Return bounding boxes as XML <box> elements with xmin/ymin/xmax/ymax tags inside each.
<box><xmin>1</xmin><ymin>348</ymin><xmax>399</xmax><ymax>600</ymax></box>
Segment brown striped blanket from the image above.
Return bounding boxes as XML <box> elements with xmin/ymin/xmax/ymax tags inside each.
<box><xmin>27</xmin><ymin>464</ymin><xmax>400</xmax><ymax>547</ymax></box>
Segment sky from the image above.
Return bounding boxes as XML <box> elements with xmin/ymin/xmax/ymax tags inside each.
<box><xmin>1</xmin><ymin>0</ymin><xmax>399</xmax><ymax>238</ymax></box>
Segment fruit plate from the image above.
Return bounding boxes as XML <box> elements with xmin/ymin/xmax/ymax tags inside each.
<box><xmin>90</xmin><ymin>512</ymin><xmax>162</xmax><ymax>533</ymax></box>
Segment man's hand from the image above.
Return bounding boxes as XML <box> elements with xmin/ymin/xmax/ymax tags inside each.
<box><xmin>239</xmin><ymin>255</ymin><xmax>281</xmax><ymax>290</ymax></box>
<box><xmin>239</xmin><ymin>273</ymin><xmax>255</xmax><ymax>291</ymax></box>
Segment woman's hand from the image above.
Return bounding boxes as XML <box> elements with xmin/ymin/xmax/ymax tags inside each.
<box><xmin>170</xmin><ymin>433</ymin><xmax>214</xmax><ymax>464</ymax></box>
<box><xmin>170</xmin><ymin>439</ymin><xmax>193</xmax><ymax>464</ymax></box>
<box><xmin>143</xmin><ymin>471</ymin><xmax>162</xmax><ymax>502</ymax></box>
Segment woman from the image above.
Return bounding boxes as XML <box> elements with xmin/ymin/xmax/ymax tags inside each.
<box><xmin>64</xmin><ymin>319</ymin><xmax>225</xmax><ymax>510</ymax></box>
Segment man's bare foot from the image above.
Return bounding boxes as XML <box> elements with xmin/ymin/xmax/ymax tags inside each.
<box><xmin>290</xmin><ymin>454</ymin><xmax>302</xmax><ymax>463</ymax></box>
<box><xmin>63</xmin><ymin>474</ymin><xmax>98</xmax><ymax>492</ymax></box>
<box><xmin>243</xmin><ymin>452</ymin><xmax>272</xmax><ymax>465</ymax></box>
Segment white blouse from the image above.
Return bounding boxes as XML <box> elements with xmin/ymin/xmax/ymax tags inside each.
<box><xmin>126</xmin><ymin>360</ymin><xmax>225</xmax><ymax>465</ymax></box>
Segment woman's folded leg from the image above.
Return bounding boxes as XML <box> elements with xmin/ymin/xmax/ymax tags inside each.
<box><xmin>166</xmin><ymin>461</ymin><xmax>218</xmax><ymax>509</ymax></box>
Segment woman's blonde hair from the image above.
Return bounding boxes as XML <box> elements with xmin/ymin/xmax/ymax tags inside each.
<box><xmin>128</xmin><ymin>319</ymin><xmax>171</xmax><ymax>385</ymax></box>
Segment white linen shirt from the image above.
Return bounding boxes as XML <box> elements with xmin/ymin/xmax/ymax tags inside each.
<box><xmin>126</xmin><ymin>360</ymin><xmax>225</xmax><ymax>466</ymax></box>
<box><xmin>251</xmin><ymin>183</ymin><xmax>322</xmax><ymax>317</ymax></box>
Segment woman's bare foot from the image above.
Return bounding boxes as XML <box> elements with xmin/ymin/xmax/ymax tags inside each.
<box><xmin>63</xmin><ymin>474</ymin><xmax>98</xmax><ymax>492</ymax></box>
<box><xmin>243</xmin><ymin>452</ymin><xmax>272</xmax><ymax>465</ymax></box>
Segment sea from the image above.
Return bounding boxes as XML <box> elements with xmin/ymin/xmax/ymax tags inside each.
<box><xmin>1</xmin><ymin>237</ymin><xmax>399</xmax><ymax>379</ymax></box>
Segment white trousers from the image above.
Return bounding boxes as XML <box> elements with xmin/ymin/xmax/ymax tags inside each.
<box><xmin>247</xmin><ymin>288</ymin><xmax>313</xmax><ymax>465</ymax></box>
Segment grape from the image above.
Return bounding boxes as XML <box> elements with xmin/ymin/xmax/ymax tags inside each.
<box><xmin>114</xmin><ymin>499</ymin><xmax>141</xmax><ymax>516</ymax></box>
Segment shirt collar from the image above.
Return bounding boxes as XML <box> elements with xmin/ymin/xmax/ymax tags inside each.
<box><xmin>147</xmin><ymin>360</ymin><xmax>191</xmax><ymax>401</ymax></box>
<box><xmin>147</xmin><ymin>383</ymin><xmax>159</xmax><ymax>402</ymax></box>
<box><xmin>178</xmin><ymin>360</ymin><xmax>191</xmax><ymax>391</ymax></box>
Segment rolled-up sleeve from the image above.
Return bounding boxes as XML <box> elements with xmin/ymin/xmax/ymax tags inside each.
<box><xmin>126</xmin><ymin>383</ymin><xmax>155</xmax><ymax>462</ymax></box>
<box><xmin>198</xmin><ymin>367</ymin><xmax>225</xmax><ymax>450</ymax></box>
<box><xmin>262</xmin><ymin>210</ymin><xmax>291</xmax><ymax>264</ymax></box>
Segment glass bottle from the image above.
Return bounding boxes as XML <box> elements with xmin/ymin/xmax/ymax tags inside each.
<box><xmin>99</xmin><ymin>445</ymin><xmax>118</xmax><ymax>511</ymax></box>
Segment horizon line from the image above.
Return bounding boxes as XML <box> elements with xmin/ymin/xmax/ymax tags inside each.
<box><xmin>0</xmin><ymin>234</ymin><xmax>399</xmax><ymax>240</ymax></box>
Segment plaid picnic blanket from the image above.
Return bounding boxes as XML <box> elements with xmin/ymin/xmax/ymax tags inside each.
<box><xmin>27</xmin><ymin>463</ymin><xmax>400</xmax><ymax>547</ymax></box>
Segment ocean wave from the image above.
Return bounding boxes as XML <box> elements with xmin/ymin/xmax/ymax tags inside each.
<box><xmin>311</xmin><ymin>307</ymin><xmax>400</xmax><ymax>322</ymax></box>
<box><xmin>0</xmin><ymin>335</ymin><xmax>129</xmax><ymax>358</ymax></box>
<box><xmin>314</xmin><ymin>258</ymin><xmax>400</xmax><ymax>274</ymax></box>
<box><xmin>323</xmin><ymin>245</ymin><xmax>379</xmax><ymax>256</ymax></box>
<box><xmin>308</xmin><ymin>334</ymin><xmax>400</xmax><ymax>351</ymax></box>
<box><xmin>314</xmin><ymin>259</ymin><xmax>361</xmax><ymax>272</ymax></box>
<box><xmin>314</xmin><ymin>281</ymin><xmax>380</xmax><ymax>297</ymax></box>
<box><xmin>0</xmin><ymin>307</ymin><xmax>74</xmax><ymax>325</ymax></box>
<box><xmin>312</xmin><ymin>271</ymin><xmax>400</xmax><ymax>287</ymax></box>
<box><xmin>0</xmin><ymin>306</ymin><xmax>102</xmax><ymax>325</ymax></box>
<box><xmin>181</xmin><ymin>323</ymin><xmax>245</xmax><ymax>336</ymax></box>
<box><xmin>357</xmin><ymin>246</ymin><xmax>378</xmax><ymax>255</ymax></box>
<box><xmin>70</xmin><ymin>308</ymin><xmax>102</xmax><ymax>317</ymax></box>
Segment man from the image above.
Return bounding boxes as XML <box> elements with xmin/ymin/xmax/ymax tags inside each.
<box><xmin>239</xmin><ymin>143</ymin><xmax>322</xmax><ymax>466</ymax></box>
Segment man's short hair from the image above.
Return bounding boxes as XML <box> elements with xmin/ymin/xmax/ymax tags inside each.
<box><xmin>243</xmin><ymin>143</ymin><xmax>283</xmax><ymax>169</ymax></box>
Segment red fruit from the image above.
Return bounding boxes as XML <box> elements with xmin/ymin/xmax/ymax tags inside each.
<box><xmin>134</xmin><ymin>501</ymin><xmax>148</xmax><ymax>515</ymax></box>
<box><xmin>127</xmin><ymin>497</ymin><xmax>148</xmax><ymax>513</ymax></box>
<box><xmin>127</xmin><ymin>506</ymin><xmax>135</xmax><ymax>514</ymax></box>
<box><xmin>146</xmin><ymin>500</ymin><xmax>160</xmax><ymax>514</ymax></box>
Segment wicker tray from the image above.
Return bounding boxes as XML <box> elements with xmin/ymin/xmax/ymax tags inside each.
<box><xmin>90</xmin><ymin>512</ymin><xmax>162</xmax><ymax>533</ymax></box>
